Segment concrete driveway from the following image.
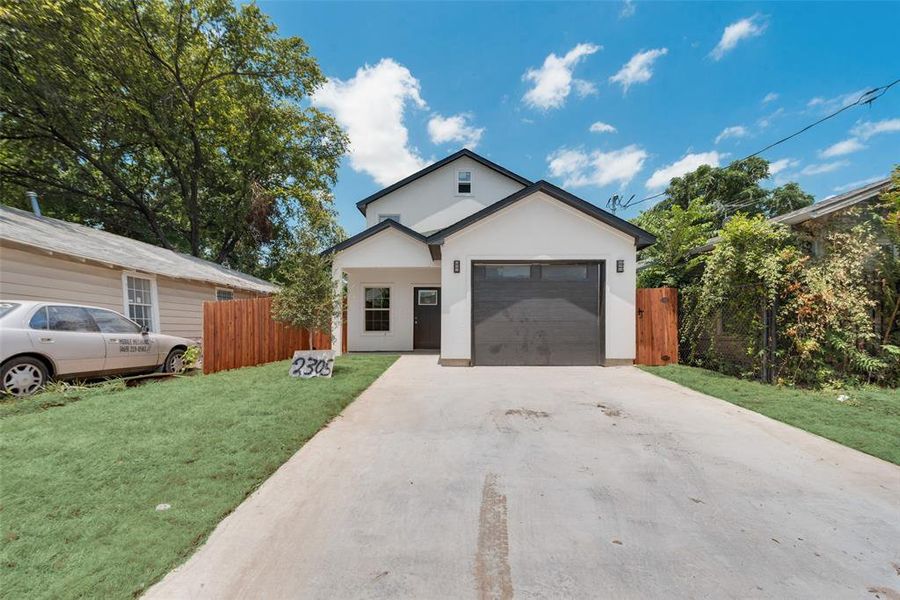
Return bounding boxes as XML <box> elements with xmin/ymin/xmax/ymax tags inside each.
<box><xmin>146</xmin><ymin>355</ymin><xmax>900</xmax><ymax>600</ymax></box>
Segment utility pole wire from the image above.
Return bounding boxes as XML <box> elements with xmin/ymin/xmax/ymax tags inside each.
<box><xmin>624</xmin><ymin>78</ymin><xmax>899</xmax><ymax>213</ymax></box>
<box><xmin>741</xmin><ymin>79</ymin><xmax>899</xmax><ymax>160</ymax></box>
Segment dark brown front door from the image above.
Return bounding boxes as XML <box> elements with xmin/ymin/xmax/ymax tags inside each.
<box><xmin>413</xmin><ymin>287</ymin><xmax>440</xmax><ymax>349</ymax></box>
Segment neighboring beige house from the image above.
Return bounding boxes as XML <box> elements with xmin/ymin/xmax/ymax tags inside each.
<box><xmin>0</xmin><ymin>205</ymin><xmax>277</xmax><ymax>340</ymax></box>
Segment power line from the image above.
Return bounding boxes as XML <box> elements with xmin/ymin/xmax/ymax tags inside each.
<box><xmin>741</xmin><ymin>79</ymin><xmax>898</xmax><ymax>160</ymax></box>
<box><xmin>625</xmin><ymin>78</ymin><xmax>899</xmax><ymax>213</ymax></box>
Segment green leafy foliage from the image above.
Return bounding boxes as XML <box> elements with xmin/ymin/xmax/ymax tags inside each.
<box><xmin>271</xmin><ymin>233</ymin><xmax>340</xmax><ymax>347</ymax></box>
<box><xmin>0</xmin><ymin>0</ymin><xmax>347</xmax><ymax>278</ymax></box>
<box><xmin>635</xmin><ymin>198</ymin><xmax>715</xmax><ymax>288</ymax></box>
<box><xmin>876</xmin><ymin>165</ymin><xmax>900</xmax><ymax>345</ymax></box>
<box><xmin>778</xmin><ymin>222</ymin><xmax>894</xmax><ymax>386</ymax></box>
<box><xmin>681</xmin><ymin>214</ymin><xmax>801</xmax><ymax>373</ymax></box>
<box><xmin>647</xmin><ymin>157</ymin><xmax>813</xmax><ymax>228</ymax></box>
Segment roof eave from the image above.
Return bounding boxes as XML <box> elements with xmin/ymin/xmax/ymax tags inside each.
<box><xmin>426</xmin><ymin>180</ymin><xmax>656</xmax><ymax>250</ymax></box>
<box><xmin>321</xmin><ymin>218</ymin><xmax>428</xmax><ymax>256</ymax></box>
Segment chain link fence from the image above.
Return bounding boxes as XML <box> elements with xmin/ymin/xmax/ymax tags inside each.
<box><xmin>679</xmin><ymin>284</ymin><xmax>777</xmax><ymax>382</ymax></box>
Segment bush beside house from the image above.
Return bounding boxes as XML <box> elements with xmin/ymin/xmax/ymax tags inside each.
<box><xmin>636</xmin><ymin>162</ymin><xmax>899</xmax><ymax>388</ymax></box>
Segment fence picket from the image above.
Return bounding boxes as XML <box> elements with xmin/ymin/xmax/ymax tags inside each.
<box><xmin>201</xmin><ymin>297</ymin><xmax>338</xmax><ymax>374</ymax></box>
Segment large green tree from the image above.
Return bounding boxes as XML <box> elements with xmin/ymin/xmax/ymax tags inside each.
<box><xmin>0</xmin><ymin>0</ymin><xmax>347</xmax><ymax>277</ymax></box>
<box><xmin>653</xmin><ymin>157</ymin><xmax>813</xmax><ymax>227</ymax></box>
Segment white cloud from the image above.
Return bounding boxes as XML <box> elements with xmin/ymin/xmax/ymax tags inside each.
<box><xmin>547</xmin><ymin>145</ymin><xmax>648</xmax><ymax>188</ymax></box>
<box><xmin>573</xmin><ymin>79</ymin><xmax>599</xmax><ymax>98</ymax></box>
<box><xmin>589</xmin><ymin>121</ymin><xmax>617</xmax><ymax>134</ymax></box>
<box><xmin>523</xmin><ymin>43</ymin><xmax>601</xmax><ymax>110</ymax></box>
<box><xmin>768</xmin><ymin>158</ymin><xmax>799</xmax><ymax>175</ymax></box>
<box><xmin>646</xmin><ymin>151</ymin><xmax>721</xmax><ymax>189</ymax></box>
<box><xmin>609</xmin><ymin>48</ymin><xmax>668</xmax><ymax>92</ymax></box>
<box><xmin>427</xmin><ymin>113</ymin><xmax>484</xmax><ymax>149</ymax></box>
<box><xmin>757</xmin><ymin>107</ymin><xmax>784</xmax><ymax>129</ymax></box>
<box><xmin>807</xmin><ymin>88</ymin><xmax>868</xmax><ymax>113</ymax></box>
<box><xmin>762</xmin><ymin>92</ymin><xmax>779</xmax><ymax>104</ymax></box>
<box><xmin>715</xmin><ymin>125</ymin><xmax>748</xmax><ymax>144</ymax></box>
<box><xmin>314</xmin><ymin>59</ymin><xmax>427</xmax><ymax>186</ymax></box>
<box><xmin>619</xmin><ymin>0</ymin><xmax>636</xmax><ymax>18</ymax></box>
<box><xmin>819</xmin><ymin>138</ymin><xmax>866</xmax><ymax>158</ymax></box>
<box><xmin>800</xmin><ymin>161</ymin><xmax>849</xmax><ymax>176</ymax></box>
<box><xmin>850</xmin><ymin>118</ymin><xmax>900</xmax><ymax>140</ymax></box>
<box><xmin>833</xmin><ymin>175</ymin><xmax>887</xmax><ymax>193</ymax></box>
<box><xmin>710</xmin><ymin>15</ymin><xmax>767</xmax><ymax>60</ymax></box>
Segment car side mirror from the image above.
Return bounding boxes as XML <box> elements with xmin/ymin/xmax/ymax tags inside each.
<box><xmin>140</xmin><ymin>325</ymin><xmax>150</xmax><ymax>335</ymax></box>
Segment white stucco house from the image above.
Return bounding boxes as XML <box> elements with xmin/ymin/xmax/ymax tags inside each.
<box><xmin>325</xmin><ymin>149</ymin><xmax>655</xmax><ymax>366</ymax></box>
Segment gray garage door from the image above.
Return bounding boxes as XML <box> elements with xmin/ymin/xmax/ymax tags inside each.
<box><xmin>472</xmin><ymin>262</ymin><xmax>603</xmax><ymax>366</ymax></box>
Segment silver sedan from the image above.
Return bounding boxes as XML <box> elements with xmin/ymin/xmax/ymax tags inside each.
<box><xmin>0</xmin><ymin>300</ymin><xmax>196</xmax><ymax>397</ymax></box>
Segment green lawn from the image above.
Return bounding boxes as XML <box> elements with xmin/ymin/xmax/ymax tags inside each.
<box><xmin>0</xmin><ymin>354</ymin><xmax>397</xmax><ymax>600</ymax></box>
<box><xmin>640</xmin><ymin>364</ymin><xmax>900</xmax><ymax>465</ymax></box>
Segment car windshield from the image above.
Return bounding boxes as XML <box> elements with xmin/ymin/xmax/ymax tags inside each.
<box><xmin>0</xmin><ymin>303</ymin><xmax>20</xmax><ymax>319</ymax></box>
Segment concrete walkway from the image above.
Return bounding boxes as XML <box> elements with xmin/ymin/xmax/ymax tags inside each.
<box><xmin>146</xmin><ymin>355</ymin><xmax>900</xmax><ymax>599</ymax></box>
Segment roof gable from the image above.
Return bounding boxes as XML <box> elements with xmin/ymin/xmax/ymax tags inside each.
<box><xmin>426</xmin><ymin>181</ymin><xmax>656</xmax><ymax>249</ymax></box>
<box><xmin>322</xmin><ymin>218</ymin><xmax>428</xmax><ymax>255</ymax></box>
<box><xmin>355</xmin><ymin>149</ymin><xmax>532</xmax><ymax>215</ymax></box>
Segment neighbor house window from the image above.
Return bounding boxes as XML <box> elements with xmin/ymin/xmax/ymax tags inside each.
<box><xmin>457</xmin><ymin>170</ymin><xmax>472</xmax><ymax>195</ymax></box>
<box><xmin>216</xmin><ymin>288</ymin><xmax>234</xmax><ymax>301</ymax></box>
<box><xmin>378</xmin><ymin>214</ymin><xmax>401</xmax><ymax>223</ymax></box>
<box><xmin>124</xmin><ymin>275</ymin><xmax>155</xmax><ymax>331</ymax></box>
<box><xmin>364</xmin><ymin>287</ymin><xmax>390</xmax><ymax>331</ymax></box>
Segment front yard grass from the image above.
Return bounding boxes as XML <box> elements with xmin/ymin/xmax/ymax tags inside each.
<box><xmin>0</xmin><ymin>354</ymin><xmax>397</xmax><ymax>600</ymax></box>
<box><xmin>640</xmin><ymin>364</ymin><xmax>900</xmax><ymax>465</ymax></box>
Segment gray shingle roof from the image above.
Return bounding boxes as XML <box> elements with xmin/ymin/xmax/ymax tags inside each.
<box><xmin>0</xmin><ymin>205</ymin><xmax>277</xmax><ymax>293</ymax></box>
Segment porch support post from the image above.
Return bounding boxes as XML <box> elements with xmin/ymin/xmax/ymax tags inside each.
<box><xmin>331</xmin><ymin>263</ymin><xmax>344</xmax><ymax>356</ymax></box>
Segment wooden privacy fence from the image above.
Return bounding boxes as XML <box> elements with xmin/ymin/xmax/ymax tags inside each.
<box><xmin>202</xmin><ymin>296</ymin><xmax>334</xmax><ymax>374</ymax></box>
<box><xmin>635</xmin><ymin>287</ymin><xmax>679</xmax><ymax>366</ymax></box>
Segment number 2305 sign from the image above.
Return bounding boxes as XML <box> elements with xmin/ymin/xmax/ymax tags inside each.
<box><xmin>289</xmin><ymin>350</ymin><xmax>335</xmax><ymax>379</ymax></box>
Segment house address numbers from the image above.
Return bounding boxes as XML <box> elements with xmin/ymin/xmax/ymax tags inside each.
<box><xmin>289</xmin><ymin>350</ymin><xmax>336</xmax><ymax>379</ymax></box>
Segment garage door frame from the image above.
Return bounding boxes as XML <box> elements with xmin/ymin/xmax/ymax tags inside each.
<box><xmin>470</xmin><ymin>260</ymin><xmax>606</xmax><ymax>366</ymax></box>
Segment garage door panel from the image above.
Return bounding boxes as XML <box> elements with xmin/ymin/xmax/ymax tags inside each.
<box><xmin>472</xmin><ymin>262</ymin><xmax>603</xmax><ymax>366</ymax></box>
<box><xmin>473</xmin><ymin>302</ymin><xmax>599</xmax><ymax>323</ymax></box>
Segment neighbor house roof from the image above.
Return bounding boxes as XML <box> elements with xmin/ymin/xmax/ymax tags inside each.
<box><xmin>355</xmin><ymin>148</ymin><xmax>533</xmax><ymax>215</ymax></box>
<box><xmin>325</xmin><ymin>180</ymin><xmax>656</xmax><ymax>258</ymax></box>
<box><xmin>692</xmin><ymin>176</ymin><xmax>893</xmax><ymax>254</ymax></box>
<box><xmin>769</xmin><ymin>177</ymin><xmax>892</xmax><ymax>225</ymax></box>
<box><xmin>0</xmin><ymin>205</ymin><xmax>278</xmax><ymax>293</ymax></box>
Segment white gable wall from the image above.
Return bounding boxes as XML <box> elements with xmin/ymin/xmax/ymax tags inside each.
<box><xmin>438</xmin><ymin>192</ymin><xmax>638</xmax><ymax>363</ymax></box>
<box><xmin>363</xmin><ymin>156</ymin><xmax>527</xmax><ymax>233</ymax></box>
<box><xmin>331</xmin><ymin>228</ymin><xmax>436</xmax><ymax>270</ymax></box>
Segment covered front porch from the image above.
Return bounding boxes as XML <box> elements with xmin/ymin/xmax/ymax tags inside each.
<box><xmin>332</xmin><ymin>267</ymin><xmax>441</xmax><ymax>354</ymax></box>
<box><xmin>327</xmin><ymin>220</ymin><xmax>443</xmax><ymax>356</ymax></box>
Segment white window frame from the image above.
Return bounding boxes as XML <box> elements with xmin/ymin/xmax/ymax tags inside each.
<box><xmin>121</xmin><ymin>271</ymin><xmax>160</xmax><ymax>332</ymax></box>
<box><xmin>456</xmin><ymin>169</ymin><xmax>473</xmax><ymax>196</ymax></box>
<box><xmin>215</xmin><ymin>287</ymin><xmax>234</xmax><ymax>302</ymax></box>
<box><xmin>362</xmin><ymin>284</ymin><xmax>392</xmax><ymax>334</ymax></box>
<box><xmin>377</xmin><ymin>214</ymin><xmax>401</xmax><ymax>224</ymax></box>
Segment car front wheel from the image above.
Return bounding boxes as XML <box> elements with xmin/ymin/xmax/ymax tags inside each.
<box><xmin>163</xmin><ymin>348</ymin><xmax>185</xmax><ymax>373</ymax></box>
<box><xmin>1</xmin><ymin>357</ymin><xmax>49</xmax><ymax>397</ymax></box>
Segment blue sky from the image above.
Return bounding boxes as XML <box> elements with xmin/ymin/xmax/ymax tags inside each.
<box><xmin>261</xmin><ymin>1</ymin><xmax>900</xmax><ymax>234</ymax></box>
